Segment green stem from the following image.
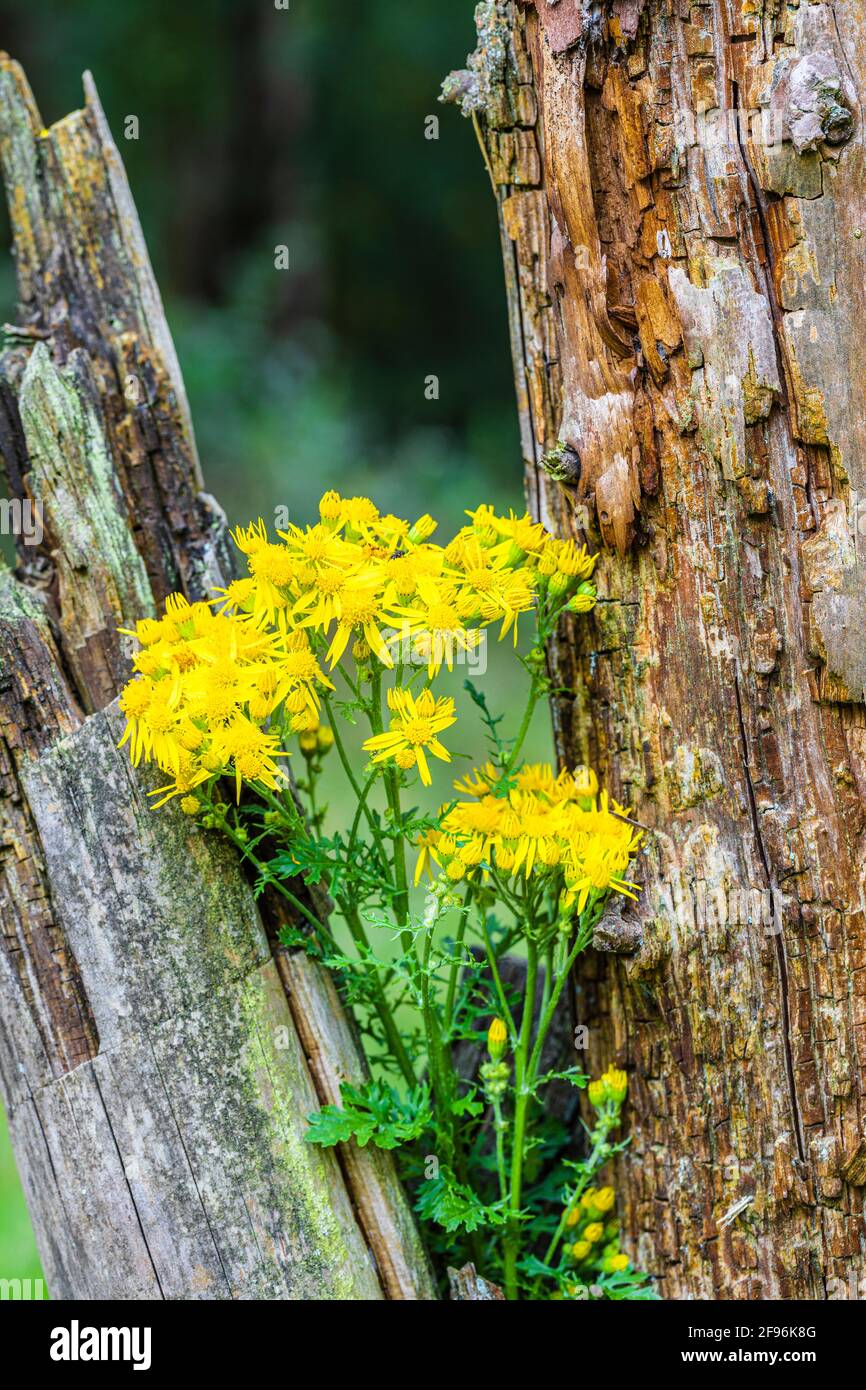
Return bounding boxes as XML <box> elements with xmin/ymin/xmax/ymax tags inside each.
<box><xmin>346</xmin><ymin>768</ymin><xmax>379</xmax><ymax>868</ymax></box>
<box><xmin>322</xmin><ymin>690</ymin><xmax>391</xmax><ymax>874</ymax></box>
<box><xmin>420</xmin><ymin>921</ymin><xmax>456</xmax><ymax>1165</ymax></box>
<box><xmin>443</xmin><ymin>883</ymin><xmax>474</xmax><ymax>1033</ymax></box>
<box><xmin>384</xmin><ymin>768</ymin><xmax>411</xmax><ymax>934</ymax></box>
<box><xmin>339</xmin><ymin>896</ymin><xmax>417</xmax><ymax>1089</ymax></box>
<box><xmin>537</xmin><ymin>1118</ymin><xmax>615</xmax><ymax>1290</ymax></box>
<box><xmin>501</xmin><ymin>672</ymin><xmax>540</xmax><ymax>781</ymax></box>
<box><xmin>526</xmin><ymin>918</ymin><xmax>593</xmax><ymax>1086</ymax></box>
<box><xmin>479</xmin><ymin>914</ymin><xmax>517</xmax><ymax>1039</ymax></box>
<box><xmin>492</xmin><ymin>1096</ymin><xmax>509</xmax><ymax>1203</ymax></box>
<box><xmin>368</xmin><ymin>667</ymin><xmax>412</xmax><ymax>947</ymax></box>
<box><xmin>503</xmin><ymin>934</ymin><xmax>538</xmax><ymax>1300</ymax></box>
<box><xmin>222</xmin><ymin>822</ymin><xmax>334</xmax><ymax>953</ymax></box>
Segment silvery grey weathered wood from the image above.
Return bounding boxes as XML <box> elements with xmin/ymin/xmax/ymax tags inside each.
<box><xmin>12</xmin><ymin>701</ymin><xmax>381</xmax><ymax>1300</ymax></box>
<box><xmin>280</xmin><ymin>951</ymin><xmax>435</xmax><ymax>1299</ymax></box>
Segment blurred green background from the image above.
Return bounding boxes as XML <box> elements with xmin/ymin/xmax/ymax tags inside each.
<box><xmin>0</xmin><ymin>0</ymin><xmax>550</xmax><ymax>1288</ymax></box>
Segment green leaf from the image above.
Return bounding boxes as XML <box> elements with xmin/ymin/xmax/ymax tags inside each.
<box><xmin>415</xmin><ymin>1168</ymin><xmax>507</xmax><ymax>1235</ymax></box>
<box><xmin>305</xmin><ymin>1080</ymin><xmax>431</xmax><ymax>1151</ymax></box>
<box><xmin>449</xmin><ymin>1090</ymin><xmax>485</xmax><ymax>1118</ymax></box>
<box><xmin>277</xmin><ymin>923</ymin><xmax>321</xmax><ymax>959</ymax></box>
<box><xmin>594</xmin><ymin>1267</ymin><xmax>661</xmax><ymax>1301</ymax></box>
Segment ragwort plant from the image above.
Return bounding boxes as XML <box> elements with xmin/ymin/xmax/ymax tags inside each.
<box><xmin>119</xmin><ymin>491</ymin><xmax>656</xmax><ymax>1301</ymax></box>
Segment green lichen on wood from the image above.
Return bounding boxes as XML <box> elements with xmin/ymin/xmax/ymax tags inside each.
<box><xmin>18</xmin><ymin>700</ymin><xmax>381</xmax><ymax>1299</ymax></box>
<box><xmin>237</xmin><ymin>965</ymin><xmax>380</xmax><ymax>1299</ymax></box>
<box><xmin>20</xmin><ymin>342</ymin><xmax>153</xmax><ymax>622</ymax></box>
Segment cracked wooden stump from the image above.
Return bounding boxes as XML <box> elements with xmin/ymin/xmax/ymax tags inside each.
<box><xmin>0</xmin><ymin>56</ymin><xmax>433</xmax><ymax>1300</ymax></box>
<box><xmin>447</xmin><ymin>1</ymin><xmax>866</xmax><ymax>1298</ymax></box>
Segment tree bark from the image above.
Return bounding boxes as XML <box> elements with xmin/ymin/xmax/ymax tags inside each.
<box><xmin>447</xmin><ymin>0</ymin><xmax>866</xmax><ymax>1299</ymax></box>
<box><xmin>0</xmin><ymin>56</ymin><xmax>434</xmax><ymax>1300</ymax></box>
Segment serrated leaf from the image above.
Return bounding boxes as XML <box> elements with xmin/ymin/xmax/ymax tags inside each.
<box><xmin>415</xmin><ymin>1169</ymin><xmax>507</xmax><ymax>1235</ymax></box>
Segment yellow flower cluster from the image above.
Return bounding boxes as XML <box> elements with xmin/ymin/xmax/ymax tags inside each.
<box><xmin>414</xmin><ymin>761</ymin><xmax>641</xmax><ymax>914</ymax></box>
<box><xmin>564</xmin><ymin>1185</ymin><xmax>628</xmax><ymax>1274</ymax></box>
<box><xmin>224</xmin><ymin>494</ymin><xmax>595</xmax><ymax>682</ymax></box>
<box><xmin>118</xmin><ymin>492</ymin><xmax>599</xmax><ymax>809</ymax></box>
<box><xmin>118</xmin><ymin>593</ymin><xmax>332</xmax><ymax>807</ymax></box>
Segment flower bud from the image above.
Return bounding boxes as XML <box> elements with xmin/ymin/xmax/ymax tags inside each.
<box><xmin>408</xmin><ymin>513</ymin><xmax>436</xmax><ymax>543</ymax></box>
<box><xmin>487</xmin><ymin>1017</ymin><xmax>508</xmax><ymax>1062</ymax></box>
<box><xmin>567</xmin><ymin>582</ymin><xmax>597</xmax><ymax>614</ymax></box>
<box><xmin>573</xmin><ymin>764</ymin><xmax>598</xmax><ymax>802</ymax></box>
<box><xmin>316</xmin><ymin>725</ymin><xmax>334</xmax><ymax>753</ymax></box>
<box><xmin>459</xmin><ymin>837</ymin><xmax>485</xmax><ymax>866</ymax></box>
<box><xmin>479</xmin><ymin>1059</ymin><xmax>510</xmax><ymax>1099</ymax></box>
<box><xmin>319</xmin><ymin>490</ymin><xmax>342</xmax><ymax>523</ymax></box>
<box><xmin>602</xmin><ymin>1067</ymin><xmax>628</xmax><ymax>1103</ymax></box>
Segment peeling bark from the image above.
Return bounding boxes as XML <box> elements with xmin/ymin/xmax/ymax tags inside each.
<box><xmin>449</xmin><ymin>0</ymin><xmax>866</xmax><ymax>1299</ymax></box>
<box><xmin>0</xmin><ymin>57</ymin><xmax>433</xmax><ymax>1300</ymax></box>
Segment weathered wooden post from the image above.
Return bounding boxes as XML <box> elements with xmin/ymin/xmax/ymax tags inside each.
<box><xmin>0</xmin><ymin>55</ymin><xmax>433</xmax><ymax>1300</ymax></box>
<box><xmin>447</xmin><ymin>1</ymin><xmax>866</xmax><ymax>1298</ymax></box>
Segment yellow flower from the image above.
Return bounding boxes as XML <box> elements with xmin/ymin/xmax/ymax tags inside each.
<box><xmin>339</xmin><ymin>494</ymin><xmax>381</xmax><ymax>534</ymax></box>
<box><xmin>209</xmin><ymin>714</ymin><xmax>288</xmax><ymax>800</ymax></box>
<box><xmin>484</xmin><ymin>509</ymin><xmax>549</xmax><ymax>565</ymax></box>
<box><xmin>561</xmin><ymin>842</ymin><xmax>640</xmax><ymax>916</ymax></box>
<box><xmin>453</xmin><ymin>538</ymin><xmax>536</xmax><ymax>641</ymax></box>
<box><xmin>388</xmin><ymin>578</ymin><xmax>483</xmax><ymax>677</ymax></box>
<box><xmin>595</xmin><ymin>1186</ymin><xmax>616</xmax><ymax>1213</ymax></box>
<box><xmin>362</xmin><ymin>687</ymin><xmax>456</xmax><ymax>786</ymax></box>
<box><xmin>453</xmin><ymin>763</ymin><xmax>497</xmax><ymax>798</ymax></box>
<box><xmin>584</xmin><ymin>1222</ymin><xmax>604</xmax><ymax>1244</ymax></box>
<box><xmin>570</xmin><ymin>1240</ymin><xmax>592</xmax><ymax>1262</ymax></box>
<box><xmin>323</xmin><ymin>581</ymin><xmax>394</xmax><ymax>668</ymax></box>
<box><xmin>413</xmin><ymin>827</ymin><xmax>442</xmax><ymax>885</ymax></box>
<box><xmin>231</xmin><ymin>517</ymin><xmax>269</xmax><ymax>556</ymax></box>
<box><xmin>121</xmin><ymin>679</ymin><xmax>183</xmax><ymax>770</ymax></box>
<box><xmin>506</xmin><ymin>791</ymin><xmax>561</xmax><ymax>878</ymax></box>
